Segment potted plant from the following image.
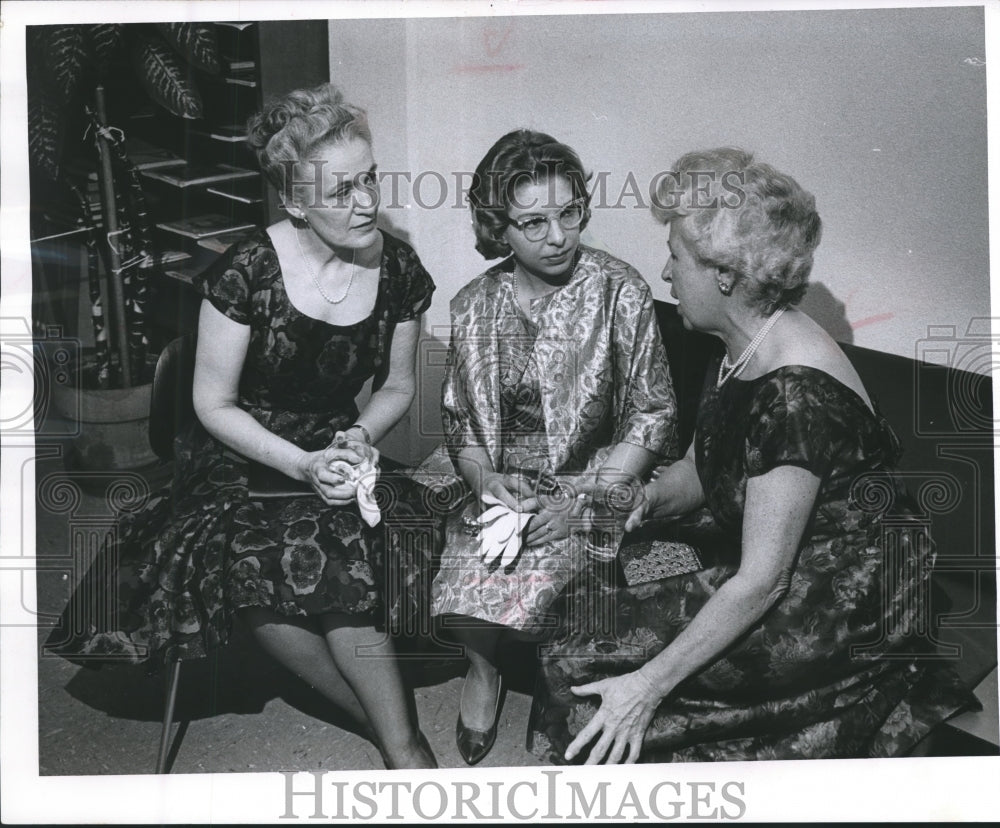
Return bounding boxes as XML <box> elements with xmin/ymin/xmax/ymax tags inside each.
<box><xmin>28</xmin><ymin>22</ymin><xmax>222</xmax><ymax>469</ymax></box>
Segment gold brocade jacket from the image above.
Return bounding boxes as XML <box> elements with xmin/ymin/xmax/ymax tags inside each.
<box><xmin>442</xmin><ymin>245</ymin><xmax>679</xmax><ymax>480</ymax></box>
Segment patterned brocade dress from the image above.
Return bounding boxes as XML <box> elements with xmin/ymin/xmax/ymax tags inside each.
<box><xmin>529</xmin><ymin>363</ymin><xmax>976</xmax><ymax>761</ymax></box>
<box><xmin>431</xmin><ymin>247</ymin><xmax>678</xmax><ymax>635</ymax></box>
<box><xmin>47</xmin><ymin>229</ymin><xmax>437</xmax><ymax>667</ymax></box>
<box><xmin>432</xmin><ymin>291</ymin><xmax>565</xmax><ymax>632</ymax></box>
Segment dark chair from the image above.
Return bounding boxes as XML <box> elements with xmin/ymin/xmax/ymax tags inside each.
<box><xmin>148</xmin><ymin>334</ymin><xmax>197</xmax><ymax>773</ymax></box>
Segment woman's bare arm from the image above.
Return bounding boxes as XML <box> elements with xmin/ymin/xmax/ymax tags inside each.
<box><xmin>565</xmin><ymin>464</ymin><xmax>821</xmax><ymax>764</ymax></box>
<box><xmin>192</xmin><ymin>299</ymin><xmax>361</xmax><ymax>503</ymax></box>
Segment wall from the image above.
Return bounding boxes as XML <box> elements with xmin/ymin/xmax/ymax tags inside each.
<box><xmin>328</xmin><ymin>7</ymin><xmax>989</xmax><ymax>462</ymax></box>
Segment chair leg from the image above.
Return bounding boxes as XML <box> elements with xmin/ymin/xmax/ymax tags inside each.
<box><xmin>156</xmin><ymin>660</ymin><xmax>182</xmax><ymax>773</ymax></box>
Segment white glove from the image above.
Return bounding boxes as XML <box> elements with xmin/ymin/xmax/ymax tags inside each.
<box><xmin>328</xmin><ymin>458</ymin><xmax>381</xmax><ymax>527</ymax></box>
<box><xmin>475</xmin><ymin>492</ymin><xmax>535</xmax><ymax>567</ymax></box>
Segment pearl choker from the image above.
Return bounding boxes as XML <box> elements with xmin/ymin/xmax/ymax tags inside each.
<box><xmin>717</xmin><ymin>306</ymin><xmax>786</xmax><ymax>388</ymax></box>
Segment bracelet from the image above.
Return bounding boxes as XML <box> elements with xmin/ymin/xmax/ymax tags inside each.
<box><xmin>347</xmin><ymin>423</ymin><xmax>372</xmax><ymax>445</ymax></box>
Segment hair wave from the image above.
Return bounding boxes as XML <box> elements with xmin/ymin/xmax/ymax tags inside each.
<box><xmin>652</xmin><ymin>147</ymin><xmax>822</xmax><ymax>313</ymax></box>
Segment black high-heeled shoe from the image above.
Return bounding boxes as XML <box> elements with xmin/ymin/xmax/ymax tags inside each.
<box><xmin>455</xmin><ymin>676</ymin><xmax>506</xmax><ymax>766</ymax></box>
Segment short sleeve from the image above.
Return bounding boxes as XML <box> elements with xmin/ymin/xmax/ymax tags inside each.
<box><xmin>744</xmin><ymin>372</ymin><xmax>837</xmax><ymax>479</ymax></box>
<box><xmin>192</xmin><ymin>231</ymin><xmax>270</xmax><ymax>325</ymax></box>
<box><xmin>384</xmin><ymin>234</ymin><xmax>435</xmax><ymax>323</ymax></box>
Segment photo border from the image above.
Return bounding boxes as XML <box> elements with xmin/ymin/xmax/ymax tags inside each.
<box><xmin>2</xmin><ymin>0</ymin><xmax>998</xmax><ymax>822</ymax></box>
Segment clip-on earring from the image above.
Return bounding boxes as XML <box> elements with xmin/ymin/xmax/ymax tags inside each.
<box><xmin>718</xmin><ymin>280</ymin><xmax>733</xmax><ymax>296</ymax></box>
<box><xmin>282</xmin><ymin>199</ymin><xmax>304</xmax><ymax>222</ymax></box>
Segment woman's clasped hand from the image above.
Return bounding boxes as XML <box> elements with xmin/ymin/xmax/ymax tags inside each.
<box><xmin>474</xmin><ymin>470</ymin><xmax>643</xmax><ymax>561</ymax></box>
<box><xmin>299</xmin><ymin>442</ymin><xmax>374</xmax><ymax>506</ymax></box>
<box><xmin>297</xmin><ymin>433</ymin><xmax>382</xmax><ymax>525</ymax></box>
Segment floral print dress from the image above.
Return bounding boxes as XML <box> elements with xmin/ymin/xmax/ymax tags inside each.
<box><xmin>47</xmin><ymin>229</ymin><xmax>436</xmax><ymax>667</ymax></box>
<box><xmin>529</xmin><ymin>363</ymin><xmax>976</xmax><ymax>761</ymax></box>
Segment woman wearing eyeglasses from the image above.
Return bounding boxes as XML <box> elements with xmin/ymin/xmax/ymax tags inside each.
<box><xmin>430</xmin><ymin>129</ymin><xmax>678</xmax><ymax>764</ymax></box>
<box><xmin>47</xmin><ymin>84</ymin><xmax>438</xmax><ymax>770</ymax></box>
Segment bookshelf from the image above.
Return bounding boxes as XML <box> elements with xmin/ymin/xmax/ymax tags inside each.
<box><xmin>33</xmin><ymin>19</ymin><xmax>329</xmax><ymax>348</ymax></box>
<box><xmin>133</xmin><ymin>21</ymin><xmax>328</xmax><ymax>261</ymax></box>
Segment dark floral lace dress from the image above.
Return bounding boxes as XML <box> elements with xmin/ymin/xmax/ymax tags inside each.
<box><xmin>529</xmin><ymin>363</ymin><xmax>976</xmax><ymax>761</ymax></box>
<box><xmin>47</xmin><ymin>229</ymin><xmax>437</xmax><ymax>667</ymax></box>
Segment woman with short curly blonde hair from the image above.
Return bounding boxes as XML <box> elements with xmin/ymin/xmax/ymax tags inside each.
<box><xmin>651</xmin><ymin>147</ymin><xmax>822</xmax><ymax>314</ymax></box>
<box><xmin>530</xmin><ymin>148</ymin><xmax>975</xmax><ymax>766</ymax></box>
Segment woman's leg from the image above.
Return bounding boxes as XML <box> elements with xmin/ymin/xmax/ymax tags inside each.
<box><xmin>451</xmin><ymin>622</ymin><xmax>505</xmax><ymax>729</ymax></box>
<box><xmin>240</xmin><ymin>606</ymin><xmax>369</xmax><ymax>728</ymax></box>
<box><xmin>320</xmin><ymin>615</ymin><xmax>436</xmax><ymax>769</ymax></box>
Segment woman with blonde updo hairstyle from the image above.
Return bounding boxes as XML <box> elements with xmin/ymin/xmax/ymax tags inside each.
<box><xmin>248</xmin><ymin>84</ymin><xmax>372</xmax><ymax>201</ymax></box>
<box><xmin>48</xmin><ymin>83</ymin><xmax>438</xmax><ymax>769</ymax></box>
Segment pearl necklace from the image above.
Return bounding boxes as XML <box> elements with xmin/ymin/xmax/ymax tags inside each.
<box><xmin>717</xmin><ymin>306</ymin><xmax>786</xmax><ymax>388</ymax></box>
<box><xmin>296</xmin><ymin>225</ymin><xmax>356</xmax><ymax>304</ymax></box>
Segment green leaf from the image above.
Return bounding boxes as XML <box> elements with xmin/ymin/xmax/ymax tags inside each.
<box><xmin>32</xmin><ymin>25</ymin><xmax>89</xmax><ymax>103</ymax></box>
<box><xmin>87</xmin><ymin>24</ymin><xmax>124</xmax><ymax>80</ymax></box>
<box><xmin>28</xmin><ymin>88</ymin><xmax>64</xmax><ymax>182</ymax></box>
<box><xmin>156</xmin><ymin>22</ymin><xmax>221</xmax><ymax>75</ymax></box>
<box><xmin>130</xmin><ymin>32</ymin><xmax>203</xmax><ymax>119</ymax></box>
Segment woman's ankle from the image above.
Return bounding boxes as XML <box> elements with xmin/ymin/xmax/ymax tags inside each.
<box><xmin>465</xmin><ymin>652</ymin><xmax>501</xmax><ymax>683</ymax></box>
<box><xmin>379</xmin><ymin>730</ymin><xmax>437</xmax><ymax>769</ymax></box>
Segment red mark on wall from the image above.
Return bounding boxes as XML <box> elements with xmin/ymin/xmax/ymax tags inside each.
<box><xmin>454</xmin><ymin>63</ymin><xmax>523</xmax><ymax>74</ymax></box>
<box><xmin>452</xmin><ymin>22</ymin><xmax>521</xmax><ymax>74</ymax></box>
<box><xmin>851</xmin><ymin>312</ymin><xmax>895</xmax><ymax>330</ymax></box>
<box><xmin>484</xmin><ymin>22</ymin><xmax>514</xmax><ymax>57</ymax></box>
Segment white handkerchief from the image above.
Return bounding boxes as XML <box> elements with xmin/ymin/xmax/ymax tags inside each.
<box><xmin>328</xmin><ymin>458</ymin><xmax>381</xmax><ymax>527</ymax></box>
<box><xmin>476</xmin><ymin>493</ymin><xmax>534</xmax><ymax>567</ymax></box>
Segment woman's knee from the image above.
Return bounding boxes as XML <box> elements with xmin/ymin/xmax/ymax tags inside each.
<box><xmin>320</xmin><ymin>612</ymin><xmax>389</xmax><ymax>647</ymax></box>
<box><xmin>239</xmin><ymin>605</ymin><xmax>320</xmax><ymax>638</ymax></box>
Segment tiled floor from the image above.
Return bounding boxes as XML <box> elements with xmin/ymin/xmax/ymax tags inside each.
<box><xmin>33</xmin><ymin>446</ymin><xmax>998</xmax><ymax>775</ymax></box>
<box><xmin>33</xmin><ymin>444</ymin><xmax>543</xmax><ymax>774</ymax></box>
<box><xmin>945</xmin><ymin>666</ymin><xmax>999</xmax><ymax>752</ymax></box>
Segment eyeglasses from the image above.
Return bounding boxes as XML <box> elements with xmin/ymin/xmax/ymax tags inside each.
<box><xmin>508</xmin><ymin>200</ymin><xmax>587</xmax><ymax>242</ymax></box>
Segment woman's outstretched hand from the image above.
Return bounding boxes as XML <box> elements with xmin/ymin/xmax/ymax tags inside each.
<box><xmin>624</xmin><ymin>475</ymin><xmax>689</xmax><ymax>532</ymax></box>
<box><xmin>564</xmin><ymin>670</ymin><xmax>663</xmax><ymax>765</ymax></box>
<box><xmin>299</xmin><ymin>445</ymin><xmax>368</xmax><ymax>506</ymax></box>
<box><xmin>624</xmin><ymin>484</ymin><xmax>655</xmax><ymax>533</ymax></box>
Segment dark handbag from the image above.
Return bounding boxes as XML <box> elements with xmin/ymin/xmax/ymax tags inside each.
<box><xmin>615</xmin><ymin>510</ymin><xmax>730</xmax><ymax>586</ymax></box>
<box><xmin>617</xmin><ymin>538</ymin><xmax>703</xmax><ymax>586</ymax></box>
